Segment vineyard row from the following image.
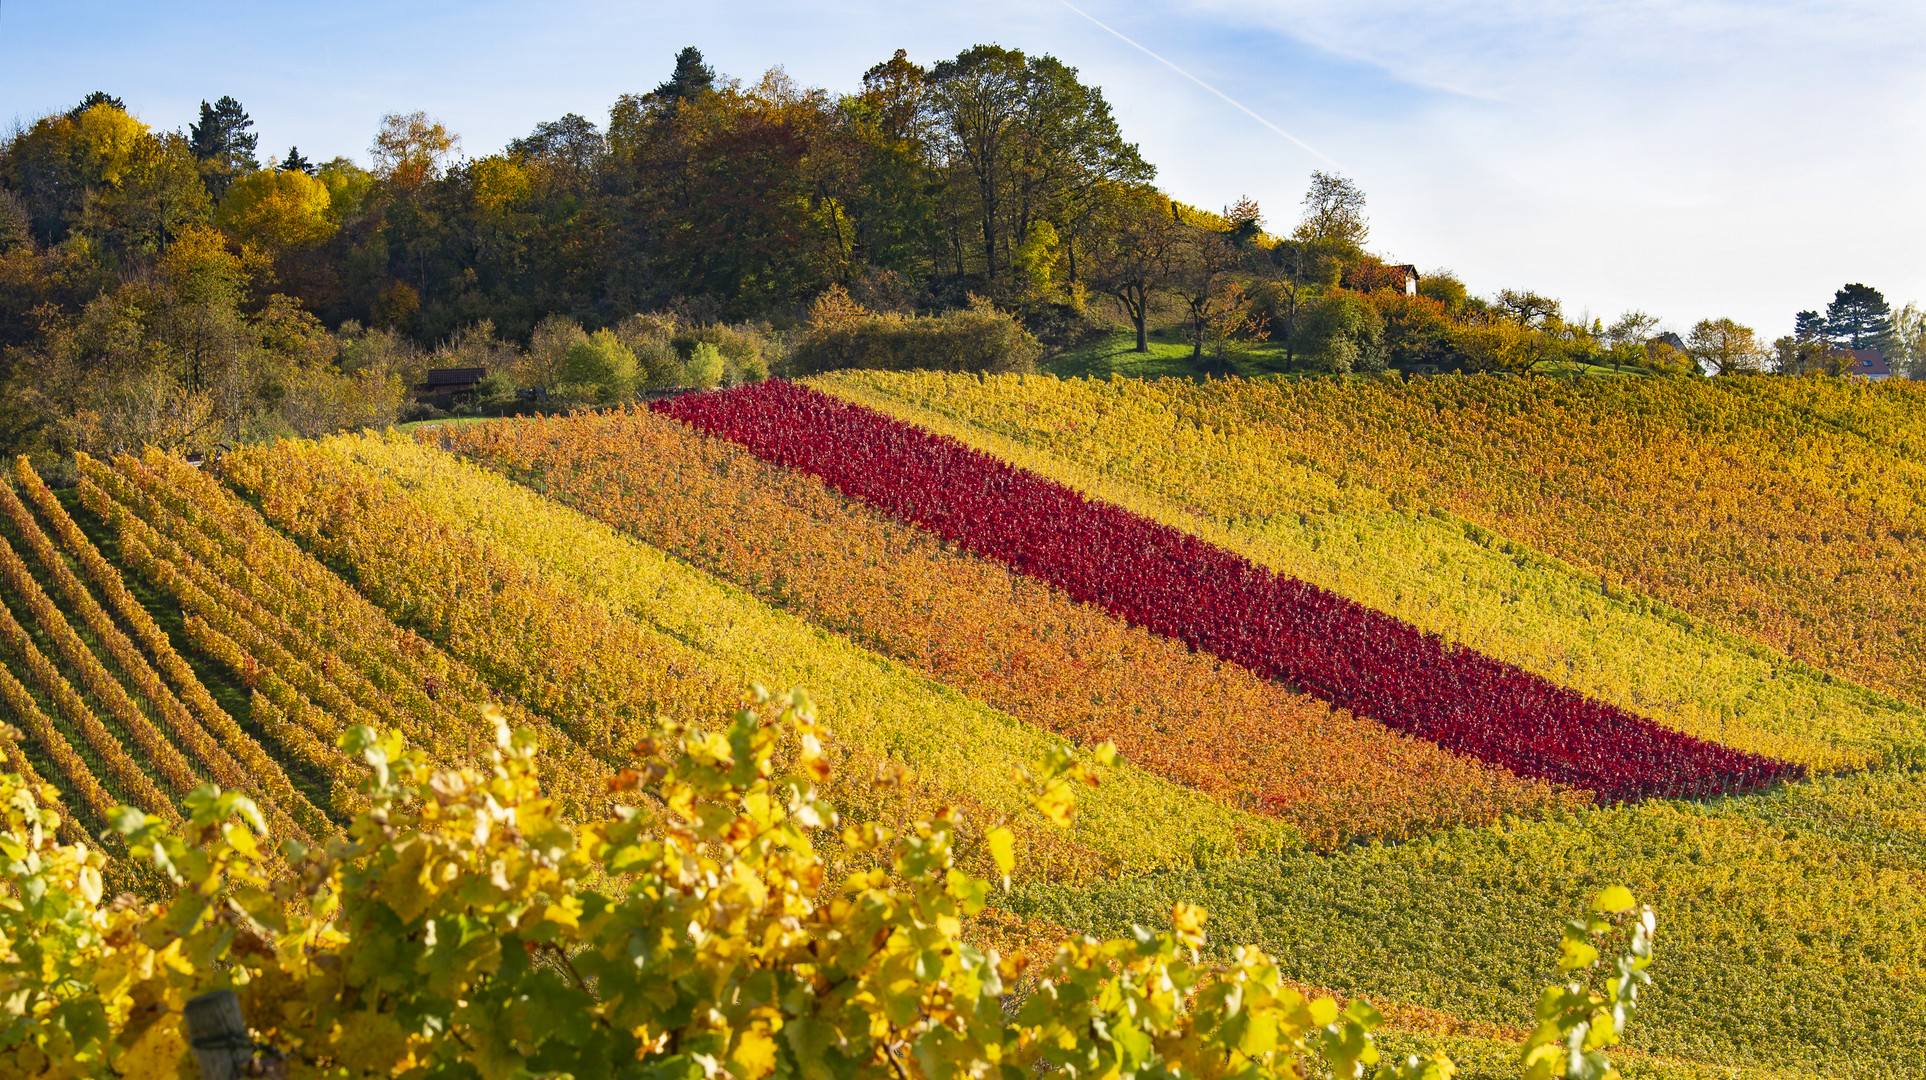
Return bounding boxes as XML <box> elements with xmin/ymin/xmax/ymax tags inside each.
<box><xmin>656</xmin><ymin>381</ymin><xmax>1802</xmax><ymax>801</ymax></box>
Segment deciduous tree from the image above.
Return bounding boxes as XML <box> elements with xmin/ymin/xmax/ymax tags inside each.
<box><xmin>370</xmin><ymin>111</ymin><xmax>460</xmax><ymax>193</ymax></box>
<box><xmin>1294</xmin><ymin>170</ymin><xmax>1368</xmax><ymax>249</ymax></box>
<box><xmin>1081</xmin><ymin>186</ymin><xmax>1178</xmax><ymax>351</ymax></box>
<box><xmin>1687</xmin><ymin>317</ymin><xmax>1770</xmax><ymax>376</ymax></box>
<box><xmin>927</xmin><ymin>46</ymin><xmax>1149</xmax><ymax>289</ymax></box>
<box><xmin>1170</xmin><ymin>226</ymin><xmax>1244</xmax><ymax>362</ymax></box>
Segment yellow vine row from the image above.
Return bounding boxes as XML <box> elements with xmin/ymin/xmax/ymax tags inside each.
<box><xmin>95</xmin><ymin>451</ymin><xmax>614</xmax><ymax>818</ymax></box>
<box><xmin>0</xmin><ymin>523</ymin><xmax>203</xmax><ymax>796</ymax></box>
<box><xmin>0</xmin><ymin>660</ymin><xmax>116</xmax><ymax>834</ymax></box>
<box><xmin>20</xmin><ymin>458</ymin><xmax>331</xmax><ymax>839</ymax></box>
<box><xmin>16</xmin><ymin>457</ymin><xmax>334</xmax><ymax>841</ymax></box>
<box><xmin>0</xmin><ymin>571</ymin><xmax>180</xmax><ymax>827</ymax></box>
<box><xmin>0</xmin><ymin>473</ymin><xmax>315</xmax><ymax>846</ymax></box>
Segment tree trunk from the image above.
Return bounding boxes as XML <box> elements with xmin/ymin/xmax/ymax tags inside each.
<box><xmin>1127</xmin><ymin>285</ymin><xmax>1149</xmax><ymax>352</ymax></box>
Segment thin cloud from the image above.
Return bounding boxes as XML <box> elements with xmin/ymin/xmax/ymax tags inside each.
<box><xmin>1058</xmin><ymin>0</ymin><xmax>1344</xmax><ymax>170</ymax></box>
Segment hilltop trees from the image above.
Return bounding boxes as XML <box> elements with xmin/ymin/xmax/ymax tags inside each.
<box><xmin>0</xmin><ymin>100</ymin><xmax>208</xmax><ymax>261</ymax></box>
<box><xmin>926</xmin><ymin>46</ymin><xmax>1152</xmax><ymax>293</ymax></box>
<box><xmin>0</xmin><ymin>54</ymin><xmax>1142</xmax><ymax>361</ymax></box>
<box><xmin>1770</xmin><ymin>285</ymin><xmax>1910</xmax><ymax>378</ymax></box>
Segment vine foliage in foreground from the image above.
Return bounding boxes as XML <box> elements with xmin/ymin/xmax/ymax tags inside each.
<box><xmin>2</xmin><ymin>690</ymin><xmax>1654</xmax><ymax>1079</ymax></box>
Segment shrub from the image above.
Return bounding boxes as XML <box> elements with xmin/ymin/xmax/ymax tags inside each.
<box><xmin>789</xmin><ymin>288</ymin><xmax>1041</xmax><ymax>377</ymax></box>
<box><xmin>476</xmin><ymin>369</ymin><xmax>517</xmax><ymax>404</ymax></box>
<box><xmin>675</xmin><ymin>321</ymin><xmax>774</xmax><ymax>386</ymax></box>
<box><xmin>685</xmin><ymin>340</ymin><xmax>725</xmax><ymax>391</ymax></box>
<box><xmin>613</xmin><ymin>313</ymin><xmax>775</xmax><ymax>391</ymax></box>
<box><xmin>1295</xmin><ymin>291</ymin><xmax>1387</xmax><ymax>375</ymax></box>
<box><xmin>556</xmin><ymin>327</ymin><xmax>636</xmax><ymax>403</ymax></box>
<box><xmin>528</xmin><ymin>312</ymin><xmax>589</xmax><ymax>391</ymax></box>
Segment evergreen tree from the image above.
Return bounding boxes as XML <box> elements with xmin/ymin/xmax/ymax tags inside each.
<box><xmin>190</xmin><ymin>96</ymin><xmax>259</xmax><ymax>166</ymax></box>
<box><xmin>652</xmin><ymin>47</ymin><xmax>716</xmax><ymax>106</ymax></box>
<box><xmin>66</xmin><ymin>91</ymin><xmax>125</xmax><ymax>119</ymax></box>
<box><xmin>1824</xmin><ymin>283</ymin><xmax>1897</xmax><ymax>353</ymax></box>
<box><xmin>280</xmin><ymin>146</ymin><xmax>314</xmax><ymax>174</ymax></box>
<box><xmin>1793</xmin><ymin>309</ymin><xmax>1826</xmax><ymax>341</ymax></box>
<box><xmin>188</xmin><ymin>97</ymin><xmax>258</xmax><ymax>202</ymax></box>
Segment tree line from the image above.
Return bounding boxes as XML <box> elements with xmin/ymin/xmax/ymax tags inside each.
<box><xmin>0</xmin><ymin>46</ymin><xmax>1162</xmax><ymax>463</ymax></box>
<box><xmin>2</xmin><ymin>46</ymin><xmax>1917</xmax><ymax>469</ymax></box>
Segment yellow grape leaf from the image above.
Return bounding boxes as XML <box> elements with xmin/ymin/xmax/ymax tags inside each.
<box><xmin>1559</xmin><ymin>941</ymin><xmax>1600</xmax><ymax>971</ymax></box>
<box><xmin>1032</xmin><ymin>782</ymin><xmax>1075</xmax><ymax>827</ymax></box>
<box><xmin>732</xmin><ymin>1027</ymin><xmax>779</xmax><ymax>1079</ymax></box>
<box><xmin>1593</xmin><ymin>886</ymin><xmax>1636</xmax><ymax>914</ymax></box>
<box><xmin>76</xmin><ymin>864</ymin><xmax>102</xmax><ymax>905</ymax></box>
<box><xmin>1170</xmin><ymin>902</ymin><xmax>1208</xmax><ymax>949</ymax></box>
<box><xmin>115</xmin><ymin>1015</ymin><xmax>188</xmax><ymax>1080</ymax></box>
<box><xmin>223</xmin><ymin>821</ymin><xmax>259</xmax><ymax>859</ymax></box>
<box><xmin>986</xmin><ymin>827</ymin><xmax>1015</xmax><ymax>877</ymax></box>
<box><xmin>544</xmin><ymin>894</ymin><xmax>585</xmax><ymax>930</ymax></box>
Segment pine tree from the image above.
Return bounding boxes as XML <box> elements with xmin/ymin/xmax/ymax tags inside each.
<box><xmin>66</xmin><ymin>91</ymin><xmax>125</xmax><ymax>119</ymax></box>
<box><xmin>652</xmin><ymin>47</ymin><xmax>716</xmax><ymax>106</ymax></box>
<box><xmin>190</xmin><ymin>96</ymin><xmax>259</xmax><ymax>167</ymax></box>
<box><xmin>1824</xmin><ymin>284</ymin><xmax>1897</xmax><ymax>353</ymax></box>
<box><xmin>281</xmin><ymin>147</ymin><xmax>314</xmax><ymax>174</ymax></box>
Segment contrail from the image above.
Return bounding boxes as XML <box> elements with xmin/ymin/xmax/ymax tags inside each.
<box><xmin>1058</xmin><ymin>0</ymin><xmax>1344</xmax><ymax>170</ymax></box>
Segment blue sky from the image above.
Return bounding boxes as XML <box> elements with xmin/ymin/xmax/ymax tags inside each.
<box><xmin>5</xmin><ymin>0</ymin><xmax>1921</xmax><ymax>337</ymax></box>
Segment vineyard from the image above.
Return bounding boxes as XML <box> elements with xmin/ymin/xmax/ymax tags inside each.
<box><xmin>6</xmin><ymin>373</ymin><xmax>1926</xmax><ymax>1078</ymax></box>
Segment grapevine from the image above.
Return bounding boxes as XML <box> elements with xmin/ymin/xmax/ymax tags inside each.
<box><xmin>657</xmin><ymin>382</ymin><xmax>1802</xmax><ymax>801</ymax></box>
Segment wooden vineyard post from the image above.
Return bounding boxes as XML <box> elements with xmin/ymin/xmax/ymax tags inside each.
<box><xmin>184</xmin><ymin>990</ymin><xmax>253</xmax><ymax>1079</ymax></box>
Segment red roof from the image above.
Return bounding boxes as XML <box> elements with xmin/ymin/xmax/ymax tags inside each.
<box><xmin>1847</xmin><ymin>348</ymin><xmax>1890</xmax><ymax>377</ymax></box>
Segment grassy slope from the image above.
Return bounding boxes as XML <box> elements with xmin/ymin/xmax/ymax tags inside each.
<box><xmin>814</xmin><ymin>372</ymin><xmax>1922</xmax><ymax>772</ymax></box>
<box><xmin>1046</xmin><ymin>328</ymin><xmax>1327</xmax><ymax>381</ymax></box>
<box><xmin>1044</xmin><ymin>328</ymin><xmax>1642</xmax><ymax>381</ymax></box>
